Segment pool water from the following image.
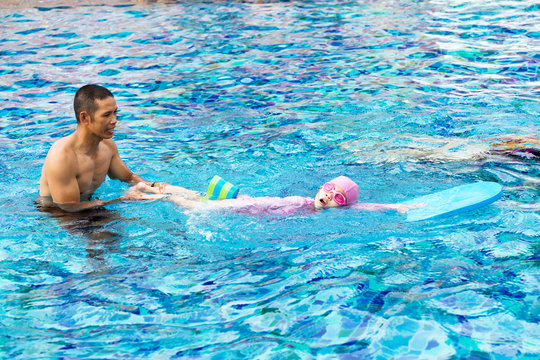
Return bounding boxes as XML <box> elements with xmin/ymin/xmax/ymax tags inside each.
<box><xmin>0</xmin><ymin>0</ymin><xmax>538</xmax><ymax>359</ymax></box>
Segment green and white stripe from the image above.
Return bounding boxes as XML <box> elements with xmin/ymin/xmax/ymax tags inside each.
<box><xmin>201</xmin><ymin>176</ymin><xmax>240</xmax><ymax>201</ymax></box>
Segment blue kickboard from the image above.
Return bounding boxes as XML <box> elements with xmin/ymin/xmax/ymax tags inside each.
<box><xmin>405</xmin><ymin>181</ymin><xmax>503</xmax><ymax>222</ymax></box>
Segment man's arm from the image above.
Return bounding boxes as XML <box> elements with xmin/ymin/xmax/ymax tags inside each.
<box><xmin>55</xmin><ymin>194</ymin><xmax>137</xmax><ymax>212</ymax></box>
<box><xmin>106</xmin><ymin>140</ymin><xmax>148</xmax><ymax>185</ymax></box>
<box><xmin>106</xmin><ymin>141</ymin><xmax>171</xmax><ymax>194</ymax></box>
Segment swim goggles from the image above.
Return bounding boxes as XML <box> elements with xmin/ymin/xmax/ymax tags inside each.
<box><xmin>322</xmin><ymin>182</ymin><xmax>346</xmax><ymax>205</ymax></box>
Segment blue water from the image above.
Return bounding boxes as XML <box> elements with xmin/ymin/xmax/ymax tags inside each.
<box><xmin>0</xmin><ymin>1</ymin><xmax>539</xmax><ymax>359</ymax></box>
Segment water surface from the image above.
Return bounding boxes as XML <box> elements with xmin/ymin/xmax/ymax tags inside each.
<box><xmin>0</xmin><ymin>1</ymin><xmax>538</xmax><ymax>359</ymax></box>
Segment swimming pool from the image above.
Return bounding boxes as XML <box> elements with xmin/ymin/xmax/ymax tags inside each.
<box><xmin>0</xmin><ymin>0</ymin><xmax>538</xmax><ymax>358</ymax></box>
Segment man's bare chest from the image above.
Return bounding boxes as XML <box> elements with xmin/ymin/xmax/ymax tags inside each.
<box><xmin>76</xmin><ymin>151</ymin><xmax>113</xmax><ymax>192</ymax></box>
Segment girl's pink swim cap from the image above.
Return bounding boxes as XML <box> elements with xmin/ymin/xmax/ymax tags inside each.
<box><xmin>330</xmin><ymin>176</ymin><xmax>359</xmax><ymax>204</ymax></box>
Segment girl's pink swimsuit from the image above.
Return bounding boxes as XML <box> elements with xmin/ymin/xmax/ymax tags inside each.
<box><xmin>208</xmin><ymin>195</ymin><xmax>315</xmax><ymax>215</ymax></box>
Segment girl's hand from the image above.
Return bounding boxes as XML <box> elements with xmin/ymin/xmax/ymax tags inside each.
<box><xmin>397</xmin><ymin>203</ymin><xmax>426</xmax><ymax>213</ymax></box>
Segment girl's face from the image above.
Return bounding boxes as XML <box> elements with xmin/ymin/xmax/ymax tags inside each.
<box><xmin>314</xmin><ymin>182</ymin><xmax>346</xmax><ymax>209</ymax></box>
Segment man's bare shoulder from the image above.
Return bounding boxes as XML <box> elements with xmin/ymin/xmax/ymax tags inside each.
<box><xmin>45</xmin><ymin>135</ymin><xmax>77</xmax><ymax>164</ymax></box>
<box><xmin>40</xmin><ymin>134</ymin><xmax>78</xmax><ymax>197</ymax></box>
<box><xmin>100</xmin><ymin>138</ymin><xmax>121</xmax><ymax>157</ymax></box>
<box><xmin>101</xmin><ymin>138</ymin><xmax>118</xmax><ymax>149</ymax></box>
<box><xmin>48</xmin><ymin>133</ymin><xmax>75</xmax><ymax>148</ymax></box>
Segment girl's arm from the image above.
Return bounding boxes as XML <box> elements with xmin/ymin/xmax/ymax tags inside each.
<box><xmin>351</xmin><ymin>202</ymin><xmax>424</xmax><ymax>213</ymax></box>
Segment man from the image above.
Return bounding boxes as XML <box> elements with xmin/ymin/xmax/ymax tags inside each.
<box><xmin>38</xmin><ymin>84</ymin><xmax>167</xmax><ymax>212</ymax></box>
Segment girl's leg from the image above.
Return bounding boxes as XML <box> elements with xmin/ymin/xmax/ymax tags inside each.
<box><xmin>135</xmin><ymin>182</ymin><xmax>201</xmax><ymax>199</ymax></box>
<box><xmin>168</xmin><ymin>195</ymin><xmax>201</xmax><ymax>210</ymax></box>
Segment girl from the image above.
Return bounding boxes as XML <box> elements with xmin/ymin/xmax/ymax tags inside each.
<box><xmin>130</xmin><ymin>176</ymin><xmax>422</xmax><ymax>216</ymax></box>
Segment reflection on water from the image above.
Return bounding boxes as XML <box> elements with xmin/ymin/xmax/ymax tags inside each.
<box><xmin>340</xmin><ymin>134</ymin><xmax>540</xmax><ymax>164</ymax></box>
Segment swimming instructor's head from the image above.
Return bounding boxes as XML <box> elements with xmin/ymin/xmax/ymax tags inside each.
<box><xmin>74</xmin><ymin>84</ymin><xmax>114</xmax><ymax>124</ymax></box>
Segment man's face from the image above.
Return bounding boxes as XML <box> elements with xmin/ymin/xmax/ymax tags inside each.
<box><xmin>88</xmin><ymin>96</ymin><xmax>118</xmax><ymax>139</ymax></box>
<box><xmin>314</xmin><ymin>182</ymin><xmax>346</xmax><ymax>209</ymax></box>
